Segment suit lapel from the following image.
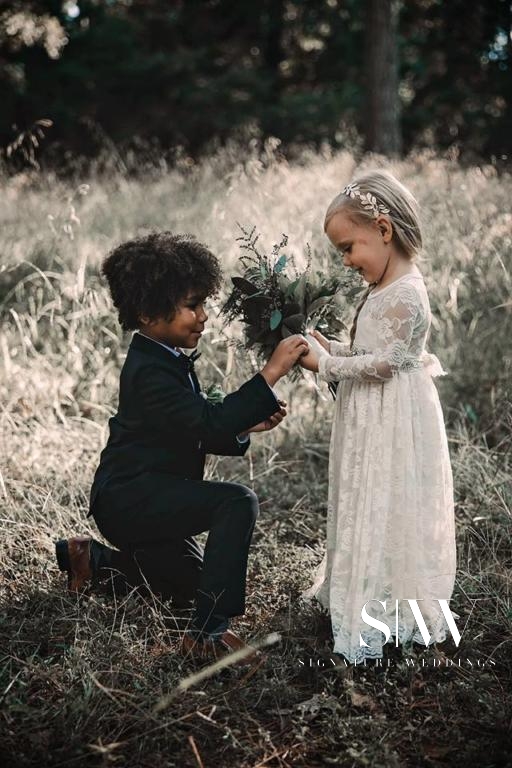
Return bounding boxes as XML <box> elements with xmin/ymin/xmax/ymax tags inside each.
<box><xmin>130</xmin><ymin>333</ymin><xmax>201</xmax><ymax>393</ymax></box>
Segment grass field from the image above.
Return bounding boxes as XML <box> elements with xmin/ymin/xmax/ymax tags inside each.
<box><xmin>1</xmin><ymin>145</ymin><xmax>511</xmax><ymax>767</ymax></box>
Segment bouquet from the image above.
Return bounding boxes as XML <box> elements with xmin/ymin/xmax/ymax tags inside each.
<box><xmin>221</xmin><ymin>225</ymin><xmax>362</xmax><ymax>368</ymax></box>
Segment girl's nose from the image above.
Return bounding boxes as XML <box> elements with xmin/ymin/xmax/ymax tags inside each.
<box><xmin>199</xmin><ymin>305</ymin><xmax>208</xmax><ymax>323</ymax></box>
<box><xmin>343</xmin><ymin>254</ymin><xmax>352</xmax><ymax>267</ymax></box>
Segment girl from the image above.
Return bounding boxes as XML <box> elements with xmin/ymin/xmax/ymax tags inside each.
<box><xmin>300</xmin><ymin>169</ymin><xmax>457</xmax><ymax>663</ymax></box>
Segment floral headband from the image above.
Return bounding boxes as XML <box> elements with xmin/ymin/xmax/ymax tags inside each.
<box><xmin>342</xmin><ymin>182</ymin><xmax>390</xmax><ymax>218</ymax></box>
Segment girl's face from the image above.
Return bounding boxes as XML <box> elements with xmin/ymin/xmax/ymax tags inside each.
<box><xmin>325</xmin><ymin>210</ymin><xmax>392</xmax><ymax>284</ymax></box>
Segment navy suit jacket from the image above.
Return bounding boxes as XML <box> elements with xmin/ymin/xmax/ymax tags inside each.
<box><xmin>88</xmin><ymin>332</ymin><xmax>279</xmax><ymax>515</ymax></box>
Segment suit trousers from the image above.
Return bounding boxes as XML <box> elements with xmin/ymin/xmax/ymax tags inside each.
<box><xmin>92</xmin><ymin>475</ymin><xmax>259</xmax><ymax>633</ymax></box>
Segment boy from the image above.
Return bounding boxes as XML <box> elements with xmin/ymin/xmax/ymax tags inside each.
<box><xmin>56</xmin><ymin>232</ymin><xmax>308</xmax><ymax>663</ymax></box>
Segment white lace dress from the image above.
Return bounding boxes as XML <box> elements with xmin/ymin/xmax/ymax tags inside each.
<box><xmin>304</xmin><ymin>274</ymin><xmax>457</xmax><ymax>662</ymax></box>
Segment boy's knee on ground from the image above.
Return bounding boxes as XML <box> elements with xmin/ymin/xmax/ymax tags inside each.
<box><xmin>223</xmin><ymin>483</ymin><xmax>259</xmax><ymax>525</ymax></box>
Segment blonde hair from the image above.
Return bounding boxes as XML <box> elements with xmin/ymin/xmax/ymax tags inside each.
<box><xmin>324</xmin><ymin>169</ymin><xmax>423</xmax><ymax>348</ymax></box>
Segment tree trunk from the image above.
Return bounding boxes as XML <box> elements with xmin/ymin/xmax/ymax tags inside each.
<box><xmin>260</xmin><ymin>0</ymin><xmax>285</xmax><ymax>137</ymax></box>
<box><xmin>364</xmin><ymin>0</ymin><xmax>402</xmax><ymax>155</ymax></box>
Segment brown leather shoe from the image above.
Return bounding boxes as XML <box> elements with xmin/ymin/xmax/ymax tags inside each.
<box><xmin>181</xmin><ymin>632</ymin><xmax>219</xmax><ymax>662</ymax></box>
<box><xmin>216</xmin><ymin>630</ymin><xmax>263</xmax><ymax>664</ymax></box>
<box><xmin>181</xmin><ymin>629</ymin><xmax>263</xmax><ymax>667</ymax></box>
<box><xmin>55</xmin><ymin>537</ymin><xmax>93</xmax><ymax>592</ymax></box>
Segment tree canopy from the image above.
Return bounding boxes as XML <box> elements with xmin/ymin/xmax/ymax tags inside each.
<box><xmin>0</xmin><ymin>0</ymin><xmax>510</xmax><ymax>167</ymax></box>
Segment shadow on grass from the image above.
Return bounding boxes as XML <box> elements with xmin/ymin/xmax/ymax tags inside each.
<box><xmin>1</xmin><ymin>563</ymin><xmax>511</xmax><ymax>767</ymax></box>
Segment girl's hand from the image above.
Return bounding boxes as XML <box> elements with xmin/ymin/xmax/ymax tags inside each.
<box><xmin>298</xmin><ymin>347</ymin><xmax>320</xmax><ymax>372</ymax></box>
<box><xmin>308</xmin><ymin>329</ymin><xmax>330</xmax><ymax>352</ymax></box>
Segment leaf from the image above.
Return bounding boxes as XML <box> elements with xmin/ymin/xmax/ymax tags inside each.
<box><xmin>350</xmin><ymin>690</ymin><xmax>377</xmax><ymax>712</ymax></box>
<box><xmin>242</xmin><ymin>297</ymin><xmax>270</xmax><ymax>324</ymax></box>
<box><xmin>297</xmin><ymin>694</ymin><xmax>339</xmax><ymax>718</ymax></box>
<box><xmin>285</xmin><ymin>278</ymin><xmax>300</xmax><ymax>298</ymax></box>
<box><xmin>422</xmin><ymin>742</ymin><xmax>456</xmax><ymax>759</ymax></box>
<box><xmin>203</xmin><ymin>384</ymin><xmax>226</xmax><ymax>404</ymax></box>
<box><xmin>410</xmin><ymin>698</ymin><xmax>441</xmax><ymax>710</ymax></box>
<box><xmin>293</xmin><ymin>273</ymin><xmax>308</xmax><ymax>307</ymax></box>
<box><xmin>346</xmin><ymin>287</ymin><xmax>365</xmax><ymax>300</ymax></box>
<box><xmin>282</xmin><ymin>313</ymin><xmax>305</xmax><ymax>333</ymax></box>
<box><xmin>231</xmin><ymin>277</ymin><xmax>259</xmax><ymax>295</ymax></box>
<box><xmin>282</xmin><ymin>301</ymin><xmax>301</xmax><ymax>317</ymax></box>
<box><xmin>307</xmin><ymin>295</ymin><xmax>332</xmax><ymax>315</ymax></box>
<box><xmin>270</xmin><ymin>309</ymin><xmax>282</xmax><ymax>330</ymax></box>
<box><xmin>243</xmin><ymin>294</ymin><xmax>271</xmax><ymax>306</ymax></box>
<box><xmin>464</xmin><ymin>404</ymin><xmax>478</xmax><ymax>424</ymax></box>
<box><xmin>274</xmin><ymin>254</ymin><xmax>287</xmax><ymax>273</ymax></box>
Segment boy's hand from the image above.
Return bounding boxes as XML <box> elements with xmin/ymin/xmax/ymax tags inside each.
<box><xmin>239</xmin><ymin>400</ymin><xmax>287</xmax><ymax>436</ymax></box>
<box><xmin>260</xmin><ymin>336</ymin><xmax>309</xmax><ymax>386</ymax></box>
<box><xmin>298</xmin><ymin>347</ymin><xmax>320</xmax><ymax>372</ymax></box>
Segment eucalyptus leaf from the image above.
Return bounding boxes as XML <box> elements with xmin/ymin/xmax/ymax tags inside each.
<box><xmin>307</xmin><ymin>295</ymin><xmax>331</xmax><ymax>314</ymax></box>
<box><xmin>293</xmin><ymin>273</ymin><xmax>308</xmax><ymax>306</ymax></box>
<box><xmin>270</xmin><ymin>309</ymin><xmax>282</xmax><ymax>330</ymax></box>
<box><xmin>285</xmin><ymin>278</ymin><xmax>300</xmax><ymax>298</ymax></box>
<box><xmin>274</xmin><ymin>254</ymin><xmax>287</xmax><ymax>273</ymax></box>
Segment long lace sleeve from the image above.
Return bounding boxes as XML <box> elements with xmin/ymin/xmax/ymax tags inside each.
<box><xmin>329</xmin><ymin>340</ymin><xmax>352</xmax><ymax>356</ymax></box>
<box><xmin>318</xmin><ymin>285</ymin><xmax>423</xmax><ymax>383</ymax></box>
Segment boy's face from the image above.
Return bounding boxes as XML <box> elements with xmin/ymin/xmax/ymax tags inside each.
<box><xmin>139</xmin><ymin>292</ymin><xmax>208</xmax><ymax>349</ymax></box>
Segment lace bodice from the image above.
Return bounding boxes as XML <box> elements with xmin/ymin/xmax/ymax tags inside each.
<box><xmin>319</xmin><ymin>275</ymin><xmax>443</xmax><ymax>382</ymax></box>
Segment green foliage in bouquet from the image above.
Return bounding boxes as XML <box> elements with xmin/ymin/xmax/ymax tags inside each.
<box><xmin>221</xmin><ymin>225</ymin><xmax>362</xmax><ymax>363</ymax></box>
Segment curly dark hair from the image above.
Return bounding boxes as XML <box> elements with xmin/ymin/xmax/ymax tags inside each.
<box><xmin>101</xmin><ymin>232</ymin><xmax>222</xmax><ymax>330</ymax></box>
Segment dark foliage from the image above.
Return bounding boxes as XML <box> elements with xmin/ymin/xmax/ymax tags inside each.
<box><xmin>221</xmin><ymin>225</ymin><xmax>362</xmax><ymax>365</ymax></box>
<box><xmin>0</xmin><ymin>0</ymin><xmax>510</xmax><ymax>169</ymax></box>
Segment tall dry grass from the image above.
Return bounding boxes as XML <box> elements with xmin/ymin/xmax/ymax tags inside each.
<box><xmin>0</xmin><ymin>145</ymin><xmax>511</xmax><ymax>767</ymax></box>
